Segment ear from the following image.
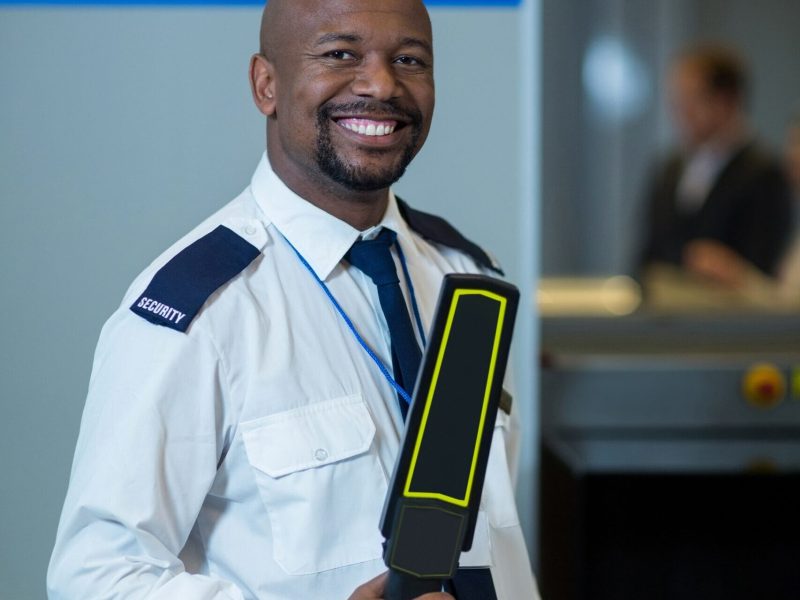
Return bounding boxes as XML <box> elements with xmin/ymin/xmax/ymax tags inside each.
<box><xmin>250</xmin><ymin>53</ymin><xmax>277</xmax><ymax>117</ymax></box>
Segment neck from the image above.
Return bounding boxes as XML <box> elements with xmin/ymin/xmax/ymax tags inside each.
<box><xmin>302</xmin><ymin>187</ymin><xmax>390</xmax><ymax>232</ymax></box>
<box><xmin>267</xmin><ymin>147</ymin><xmax>390</xmax><ymax>231</ymax></box>
<box><xmin>699</xmin><ymin>115</ymin><xmax>749</xmax><ymax>153</ymax></box>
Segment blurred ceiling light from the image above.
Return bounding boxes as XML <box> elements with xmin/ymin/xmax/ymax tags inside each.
<box><xmin>582</xmin><ymin>35</ymin><xmax>651</xmax><ymax>125</ymax></box>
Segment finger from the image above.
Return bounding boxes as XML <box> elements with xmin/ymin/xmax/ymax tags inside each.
<box><xmin>349</xmin><ymin>571</ymin><xmax>388</xmax><ymax>599</ymax></box>
<box><xmin>368</xmin><ymin>571</ymin><xmax>389</xmax><ymax>594</ymax></box>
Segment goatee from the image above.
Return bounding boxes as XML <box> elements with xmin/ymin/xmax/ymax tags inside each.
<box><xmin>315</xmin><ymin>100</ymin><xmax>422</xmax><ymax>192</ymax></box>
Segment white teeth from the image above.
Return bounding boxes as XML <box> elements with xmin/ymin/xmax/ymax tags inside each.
<box><xmin>340</xmin><ymin>121</ymin><xmax>396</xmax><ymax>136</ymax></box>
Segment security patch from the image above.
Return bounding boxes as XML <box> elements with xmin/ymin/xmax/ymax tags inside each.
<box><xmin>130</xmin><ymin>225</ymin><xmax>261</xmax><ymax>332</ymax></box>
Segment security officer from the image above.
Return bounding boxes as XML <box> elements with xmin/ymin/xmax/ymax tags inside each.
<box><xmin>47</xmin><ymin>1</ymin><xmax>540</xmax><ymax>599</ymax></box>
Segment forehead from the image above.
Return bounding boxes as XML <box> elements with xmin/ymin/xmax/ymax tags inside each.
<box><xmin>295</xmin><ymin>0</ymin><xmax>432</xmax><ymax>46</ymax></box>
<box><xmin>670</xmin><ymin>63</ymin><xmax>708</xmax><ymax>97</ymax></box>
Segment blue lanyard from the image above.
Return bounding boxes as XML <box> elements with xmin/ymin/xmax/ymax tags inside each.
<box><xmin>280</xmin><ymin>231</ymin><xmax>426</xmax><ymax>405</ymax></box>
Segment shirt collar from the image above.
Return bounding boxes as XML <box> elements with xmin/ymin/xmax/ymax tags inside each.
<box><xmin>250</xmin><ymin>152</ymin><xmax>413</xmax><ymax>280</ymax></box>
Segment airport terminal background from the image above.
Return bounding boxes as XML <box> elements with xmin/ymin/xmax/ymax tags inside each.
<box><xmin>2</xmin><ymin>0</ymin><xmax>800</xmax><ymax>598</ymax></box>
<box><xmin>542</xmin><ymin>0</ymin><xmax>800</xmax><ymax>276</ymax></box>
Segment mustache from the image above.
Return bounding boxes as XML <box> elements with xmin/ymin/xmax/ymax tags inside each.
<box><xmin>318</xmin><ymin>99</ymin><xmax>423</xmax><ymax>126</ymax></box>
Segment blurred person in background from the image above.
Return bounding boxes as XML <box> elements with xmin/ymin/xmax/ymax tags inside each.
<box><xmin>678</xmin><ymin>113</ymin><xmax>800</xmax><ymax>301</ymax></box>
<box><xmin>640</xmin><ymin>44</ymin><xmax>793</xmax><ymax>284</ymax></box>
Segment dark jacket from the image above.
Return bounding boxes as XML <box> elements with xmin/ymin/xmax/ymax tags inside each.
<box><xmin>641</xmin><ymin>141</ymin><xmax>793</xmax><ymax>275</ymax></box>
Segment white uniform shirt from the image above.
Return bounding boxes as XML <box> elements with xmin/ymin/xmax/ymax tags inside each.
<box><xmin>676</xmin><ymin>144</ymin><xmax>732</xmax><ymax>214</ymax></box>
<box><xmin>48</xmin><ymin>153</ymin><xmax>540</xmax><ymax>600</ymax></box>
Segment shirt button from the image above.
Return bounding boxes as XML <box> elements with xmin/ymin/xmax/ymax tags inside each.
<box><xmin>243</xmin><ymin>225</ymin><xmax>257</xmax><ymax>236</ymax></box>
<box><xmin>314</xmin><ymin>448</ymin><xmax>329</xmax><ymax>462</ymax></box>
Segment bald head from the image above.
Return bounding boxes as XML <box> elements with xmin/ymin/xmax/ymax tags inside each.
<box><xmin>259</xmin><ymin>0</ymin><xmax>431</xmax><ymax>62</ymax></box>
<box><xmin>258</xmin><ymin>0</ymin><xmax>289</xmax><ymax>59</ymax></box>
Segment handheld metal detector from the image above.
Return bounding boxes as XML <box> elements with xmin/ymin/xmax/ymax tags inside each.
<box><xmin>380</xmin><ymin>274</ymin><xmax>519</xmax><ymax>600</ymax></box>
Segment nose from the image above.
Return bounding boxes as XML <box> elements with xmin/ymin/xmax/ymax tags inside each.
<box><xmin>351</xmin><ymin>55</ymin><xmax>401</xmax><ymax>101</ymax></box>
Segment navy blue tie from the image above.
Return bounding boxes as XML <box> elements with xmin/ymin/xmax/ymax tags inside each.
<box><xmin>346</xmin><ymin>228</ymin><xmax>422</xmax><ymax>418</ymax></box>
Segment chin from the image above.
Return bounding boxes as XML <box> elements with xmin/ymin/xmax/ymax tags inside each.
<box><xmin>336</xmin><ymin>168</ymin><xmax>406</xmax><ymax>193</ymax></box>
<box><xmin>318</xmin><ymin>149</ymin><xmax>413</xmax><ymax>192</ymax></box>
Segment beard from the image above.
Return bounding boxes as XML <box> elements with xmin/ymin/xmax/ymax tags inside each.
<box><xmin>315</xmin><ymin>100</ymin><xmax>423</xmax><ymax>192</ymax></box>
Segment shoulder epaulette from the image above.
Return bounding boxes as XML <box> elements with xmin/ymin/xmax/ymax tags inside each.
<box><xmin>396</xmin><ymin>198</ymin><xmax>504</xmax><ymax>276</ymax></box>
<box><xmin>130</xmin><ymin>225</ymin><xmax>261</xmax><ymax>332</ymax></box>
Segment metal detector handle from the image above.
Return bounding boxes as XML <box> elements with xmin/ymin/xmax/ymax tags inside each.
<box><xmin>386</xmin><ymin>571</ymin><xmax>442</xmax><ymax>600</ymax></box>
<box><xmin>380</xmin><ymin>274</ymin><xmax>519</xmax><ymax>600</ymax></box>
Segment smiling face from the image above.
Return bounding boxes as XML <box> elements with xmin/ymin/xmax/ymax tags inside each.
<box><xmin>252</xmin><ymin>0</ymin><xmax>434</xmax><ymax>201</ymax></box>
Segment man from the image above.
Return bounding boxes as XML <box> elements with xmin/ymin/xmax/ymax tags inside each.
<box><xmin>640</xmin><ymin>44</ymin><xmax>792</xmax><ymax>282</ymax></box>
<box><xmin>681</xmin><ymin>114</ymin><xmax>800</xmax><ymax>298</ymax></box>
<box><xmin>47</xmin><ymin>1</ymin><xmax>539</xmax><ymax>599</ymax></box>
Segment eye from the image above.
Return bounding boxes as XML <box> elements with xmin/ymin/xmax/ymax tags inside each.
<box><xmin>323</xmin><ymin>49</ymin><xmax>357</xmax><ymax>61</ymax></box>
<box><xmin>394</xmin><ymin>55</ymin><xmax>428</xmax><ymax>69</ymax></box>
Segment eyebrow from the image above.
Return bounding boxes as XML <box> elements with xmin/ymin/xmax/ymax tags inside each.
<box><xmin>314</xmin><ymin>32</ymin><xmax>362</xmax><ymax>46</ymax></box>
<box><xmin>314</xmin><ymin>32</ymin><xmax>433</xmax><ymax>56</ymax></box>
<box><xmin>399</xmin><ymin>37</ymin><xmax>433</xmax><ymax>56</ymax></box>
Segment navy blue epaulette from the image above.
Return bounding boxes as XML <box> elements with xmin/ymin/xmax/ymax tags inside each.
<box><xmin>130</xmin><ymin>225</ymin><xmax>261</xmax><ymax>333</ymax></box>
<box><xmin>396</xmin><ymin>198</ymin><xmax>504</xmax><ymax>276</ymax></box>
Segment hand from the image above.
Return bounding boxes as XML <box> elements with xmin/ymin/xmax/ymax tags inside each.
<box><xmin>348</xmin><ymin>572</ymin><xmax>387</xmax><ymax>600</ymax></box>
<box><xmin>348</xmin><ymin>572</ymin><xmax>454</xmax><ymax>600</ymax></box>
<box><xmin>683</xmin><ymin>239</ymin><xmax>751</xmax><ymax>288</ymax></box>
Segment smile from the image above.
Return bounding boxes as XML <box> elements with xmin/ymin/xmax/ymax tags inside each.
<box><xmin>336</xmin><ymin>118</ymin><xmax>398</xmax><ymax>137</ymax></box>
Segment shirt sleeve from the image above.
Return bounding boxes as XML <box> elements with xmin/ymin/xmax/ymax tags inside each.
<box><xmin>497</xmin><ymin>366</ymin><xmax>522</xmax><ymax>490</ymax></box>
<box><xmin>47</xmin><ymin>308</ymin><xmax>245</xmax><ymax>600</ymax></box>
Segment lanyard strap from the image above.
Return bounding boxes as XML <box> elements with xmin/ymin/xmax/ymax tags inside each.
<box><xmin>280</xmin><ymin>232</ymin><xmax>425</xmax><ymax>406</ymax></box>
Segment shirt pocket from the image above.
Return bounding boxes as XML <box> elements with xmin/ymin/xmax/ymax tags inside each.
<box><xmin>241</xmin><ymin>394</ymin><xmax>387</xmax><ymax>575</ymax></box>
